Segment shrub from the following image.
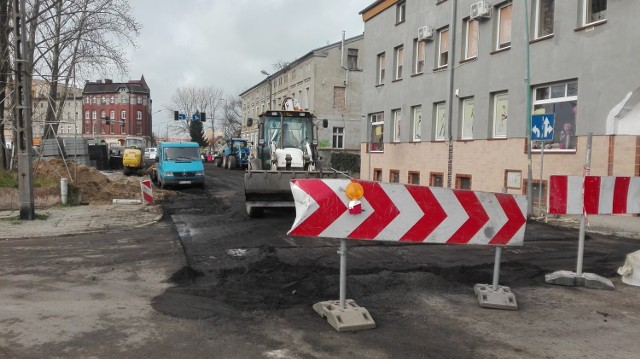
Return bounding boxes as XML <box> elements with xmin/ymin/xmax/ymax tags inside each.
<box><xmin>330</xmin><ymin>152</ymin><xmax>360</xmax><ymax>173</ymax></box>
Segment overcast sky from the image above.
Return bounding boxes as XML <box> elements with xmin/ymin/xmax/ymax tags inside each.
<box><xmin>125</xmin><ymin>0</ymin><xmax>371</xmax><ymax>133</ymax></box>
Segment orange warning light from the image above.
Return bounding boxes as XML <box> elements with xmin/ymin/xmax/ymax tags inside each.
<box><xmin>345</xmin><ymin>181</ymin><xmax>364</xmax><ymax>200</ymax></box>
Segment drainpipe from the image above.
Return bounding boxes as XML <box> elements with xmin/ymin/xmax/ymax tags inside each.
<box><xmin>446</xmin><ymin>0</ymin><xmax>458</xmax><ymax>188</ymax></box>
<box><xmin>524</xmin><ymin>0</ymin><xmax>534</xmax><ymax>217</ymax></box>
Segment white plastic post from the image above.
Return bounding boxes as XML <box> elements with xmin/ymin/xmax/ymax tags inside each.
<box><xmin>339</xmin><ymin>239</ymin><xmax>347</xmax><ymax>308</ymax></box>
<box><xmin>60</xmin><ymin>178</ymin><xmax>68</xmax><ymax>204</ymax></box>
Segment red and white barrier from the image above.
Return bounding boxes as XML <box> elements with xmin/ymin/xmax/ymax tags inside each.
<box><xmin>548</xmin><ymin>176</ymin><xmax>640</xmax><ymax>215</ymax></box>
<box><xmin>140</xmin><ymin>179</ymin><xmax>154</xmax><ymax>204</ymax></box>
<box><xmin>288</xmin><ymin>179</ymin><xmax>527</xmax><ymax>246</ymax></box>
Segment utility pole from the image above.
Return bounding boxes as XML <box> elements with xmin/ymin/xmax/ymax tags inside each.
<box><xmin>13</xmin><ymin>0</ymin><xmax>34</xmax><ymax>220</ymax></box>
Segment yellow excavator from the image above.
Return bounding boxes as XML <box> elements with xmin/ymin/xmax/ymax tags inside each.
<box><xmin>122</xmin><ymin>136</ymin><xmax>147</xmax><ymax>176</ymax></box>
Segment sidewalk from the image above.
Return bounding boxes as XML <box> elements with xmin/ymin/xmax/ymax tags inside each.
<box><xmin>543</xmin><ymin>214</ymin><xmax>640</xmax><ymax>240</ymax></box>
<box><xmin>0</xmin><ymin>203</ymin><xmax>163</xmax><ymax>240</ymax></box>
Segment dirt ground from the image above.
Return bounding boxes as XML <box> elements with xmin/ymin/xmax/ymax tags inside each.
<box><xmin>32</xmin><ymin>158</ymin><xmax>173</xmax><ymax>204</ymax></box>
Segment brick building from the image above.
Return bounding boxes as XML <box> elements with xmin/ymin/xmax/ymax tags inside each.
<box><xmin>82</xmin><ymin>76</ymin><xmax>153</xmax><ymax>146</ymax></box>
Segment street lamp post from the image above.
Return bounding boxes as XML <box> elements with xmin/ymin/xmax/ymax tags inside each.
<box><xmin>261</xmin><ymin>70</ymin><xmax>272</xmax><ymax>110</ymax></box>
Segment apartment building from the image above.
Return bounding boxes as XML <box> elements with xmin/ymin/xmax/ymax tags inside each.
<box><xmin>359</xmin><ymin>0</ymin><xmax>640</xmax><ymax>206</ymax></box>
<box><xmin>31</xmin><ymin>79</ymin><xmax>84</xmax><ymax>144</ymax></box>
<box><xmin>82</xmin><ymin>76</ymin><xmax>153</xmax><ymax>146</ymax></box>
<box><xmin>240</xmin><ymin>34</ymin><xmax>364</xmax><ymax>157</ymax></box>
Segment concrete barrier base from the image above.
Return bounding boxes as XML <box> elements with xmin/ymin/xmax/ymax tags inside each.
<box><xmin>312</xmin><ymin>299</ymin><xmax>376</xmax><ymax>332</ymax></box>
<box><xmin>545</xmin><ymin>270</ymin><xmax>615</xmax><ymax>290</ymax></box>
<box><xmin>473</xmin><ymin>284</ymin><xmax>518</xmax><ymax>310</ymax></box>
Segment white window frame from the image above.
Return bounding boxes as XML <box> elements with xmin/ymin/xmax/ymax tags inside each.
<box><xmin>411</xmin><ymin>105</ymin><xmax>422</xmax><ymax>142</ymax></box>
<box><xmin>121</xmin><ymin>110</ymin><xmax>126</xmax><ymax>120</ymax></box>
<box><xmin>332</xmin><ymin>126</ymin><xmax>344</xmax><ymax>149</ymax></box>
<box><xmin>394</xmin><ymin>46</ymin><xmax>404</xmax><ymax>80</ymax></box>
<box><xmin>461</xmin><ymin>98</ymin><xmax>475</xmax><ymax>140</ymax></box>
<box><xmin>85</xmin><ymin>110</ymin><xmax>90</xmax><ymax>120</ymax></box>
<box><xmin>465</xmin><ymin>19</ymin><xmax>479</xmax><ymax>60</ymax></box>
<box><xmin>377</xmin><ymin>53</ymin><xmax>386</xmax><ymax>85</ymax></box>
<box><xmin>532</xmin><ymin>81</ymin><xmax>578</xmax><ymax>152</ymax></box>
<box><xmin>110</xmin><ymin>110</ymin><xmax>116</xmax><ymax>121</ymax></box>
<box><xmin>392</xmin><ymin>108</ymin><xmax>401</xmax><ymax>142</ymax></box>
<box><xmin>91</xmin><ymin>110</ymin><xmax>97</xmax><ymax>120</ymax></box>
<box><xmin>496</xmin><ymin>3</ymin><xmax>513</xmax><ymax>50</ymax></box>
<box><xmin>583</xmin><ymin>0</ymin><xmax>606</xmax><ymax>25</ymax></box>
<box><xmin>370</xmin><ymin>113</ymin><xmax>384</xmax><ymax>152</ymax></box>
<box><xmin>413</xmin><ymin>39</ymin><xmax>425</xmax><ymax>74</ymax></box>
<box><xmin>534</xmin><ymin>0</ymin><xmax>554</xmax><ymax>39</ymax></box>
<box><xmin>136</xmin><ymin>111</ymin><xmax>142</xmax><ymax>120</ymax></box>
<box><xmin>396</xmin><ymin>1</ymin><xmax>406</xmax><ymax>24</ymax></box>
<box><xmin>438</xmin><ymin>28</ymin><xmax>449</xmax><ymax>68</ymax></box>
<box><xmin>435</xmin><ymin>102</ymin><xmax>447</xmax><ymax>141</ymax></box>
<box><xmin>493</xmin><ymin>92</ymin><xmax>509</xmax><ymax>138</ymax></box>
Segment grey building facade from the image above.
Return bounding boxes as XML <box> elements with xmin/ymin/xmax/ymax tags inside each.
<box><xmin>240</xmin><ymin>34</ymin><xmax>364</xmax><ymax>161</ymax></box>
<box><xmin>359</xmin><ymin>0</ymin><xmax>640</xmax><ymax>208</ymax></box>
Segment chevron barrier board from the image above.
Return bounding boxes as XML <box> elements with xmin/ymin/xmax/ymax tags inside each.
<box><xmin>288</xmin><ymin>179</ymin><xmax>527</xmax><ymax>246</ymax></box>
<box><xmin>548</xmin><ymin>175</ymin><xmax>640</xmax><ymax>215</ymax></box>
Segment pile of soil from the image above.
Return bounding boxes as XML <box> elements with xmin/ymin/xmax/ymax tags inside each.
<box><xmin>33</xmin><ymin>158</ymin><xmax>171</xmax><ymax>204</ymax></box>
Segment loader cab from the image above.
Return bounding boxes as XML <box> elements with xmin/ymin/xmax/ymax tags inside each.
<box><xmin>254</xmin><ymin>110</ymin><xmax>318</xmax><ymax>170</ymax></box>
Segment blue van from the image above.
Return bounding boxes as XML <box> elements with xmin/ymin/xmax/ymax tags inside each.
<box><xmin>151</xmin><ymin>142</ymin><xmax>205</xmax><ymax>188</ymax></box>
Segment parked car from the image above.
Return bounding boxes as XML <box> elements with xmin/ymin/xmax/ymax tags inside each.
<box><xmin>144</xmin><ymin>147</ymin><xmax>157</xmax><ymax>160</ymax></box>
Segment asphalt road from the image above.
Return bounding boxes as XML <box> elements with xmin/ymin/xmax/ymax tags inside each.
<box><xmin>2</xmin><ymin>162</ymin><xmax>639</xmax><ymax>358</ymax></box>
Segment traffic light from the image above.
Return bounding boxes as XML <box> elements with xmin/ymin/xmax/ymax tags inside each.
<box><xmin>174</xmin><ymin>111</ymin><xmax>179</xmax><ymax>121</ymax></box>
<box><xmin>104</xmin><ymin>117</ymin><xmax>110</xmax><ymax>125</ymax></box>
<box><xmin>200</xmin><ymin>112</ymin><xmax>206</xmax><ymax>122</ymax></box>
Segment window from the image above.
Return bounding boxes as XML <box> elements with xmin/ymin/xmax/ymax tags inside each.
<box><xmin>100</xmin><ymin>110</ymin><xmax>106</xmax><ymax>120</ymax></box>
<box><xmin>456</xmin><ymin>174</ymin><xmax>472</xmax><ymax>189</ymax></box>
<box><xmin>413</xmin><ymin>39</ymin><xmax>426</xmax><ymax>74</ymax></box>
<box><xmin>465</xmin><ymin>19</ymin><xmax>479</xmax><ymax>59</ymax></box>
<box><xmin>584</xmin><ymin>0</ymin><xmax>606</xmax><ymax>24</ymax></box>
<box><xmin>91</xmin><ymin>97</ymin><xmax>96</xmax><ymax>104</ymax></box>
<box><xmin>121</xmin><ymin>110</ymin><xmax>126</xmax><ymax>120</ymax></box>
<box><xmin>376</xmin><ymin>53</ymin><xmax>386</xmax><ymax>85</ymax></box>
<box><xmin>84</xmin><ymin>97</ymin><xmax>89</xmax><ymax>104</ymax></box>
<box><xmin>347</xmin><ymin>48</ymin><xmax>358</xmax><ymax>70</ymax></box>
<box><xmin>534</xmin><ymin>0</ymin><xmax>554</xmax><ymax>38</ymax></box>
<box><xmin>137</xmin><ymin>96</ymin><xmax>143</xmax><ymax>104</ymax></box>
<box><xmin>304</xmin><ymin>87</ymin><xmax>310</xmax><ymax>109</ymax></box>
<box><xmin>373</xmin><ymin>168</ymin><xmax>383</xmax><ymax>181</ymax></box>
<box><xmin>461</xmin><ymin>97</ymin><xmax>475</xmax><ymax>140</ymax></box>
<box><xmin>411</xmin><ymin>105</ymin><xmax>422</xmax><ymax>141</ymax></box>
<box><xmin>101</xmin><ymin>96</ymin><xmax>106</xmax><ymax>104</ymax></box>
<box><xmin>333</xmin><ymin>87</ymin><xmax>346</xmax><ymax>110</ymax></box>
<box><xmin>392</xmin><ymin>109</ymin><xmax>401</xmax><ymax>142</ymax></box>
<box><xmin>92</xmin><ymin>110</ymin><xmax>97</xmax><ymax>120</ymax></box>
<box><xmin>110</xmin><ymin>96</ymin><xmax>115</xmax><ymax>104</ymax></box>
<box><xmin>390</xmin><ymin>170</ymin><xmax>400</xmax><ymax>183</ymax></box>
<box><xmin>121</xmin><ymin>96</ymin><xmax>126</xmax><ymax>104</ymax></box>
<box><xmin>430</xmin><ymin>172</ymin><xmax>444</xmax><ymax>187</ymax></box>
<box><xmin>493</xmin><ymin>92</ymin><xmax>509</xmax><ymax>138</ymax></box>
<box><xmin>438</xmin><ymin>28</ymin><xmax>449</xmax><ymax>67</ymax></box>
<box><xmin>332</xmin><ymin>127</ymin><xmax>344</xmax><ymax>149</ymax></box>
<box><xmin>396</xmin><ymin>1</ymin><xmax>406</xmax><ymax>24</ymax></box>
<box><xmin>136</xmin><ymin>111</ymin><xmax>142</xmax><ymax>120</ymax></box>
<box><xmin>408</xmin><ymin>171</ymin><xmax>420</xmax><ymax>185</ymax></box>
<box><xmin>532</xmin><ymin>81</ymin><xmax>578</xmax><ymax>151</ymax></box>
<box><xmin>435</xmin><ymin>102</ymin><xmax>447</xmax><ymax>141</ymax></box>
<box><xmin>110</xmin><ymin>110</ymin><xmax>116</xmax><ymax>121</ymax></box>
<box><xmin>370</xmin><ymin>112</ymin><xmax>384</xmax><ymax>152</ymax></box>
<box><xmin>497</xmin><ymin>3</ymin><xmax>512</xmax><ymax>50</ymax></box>
<box><xmin>136</xmin><ymin>127</ymin><xmax>142</xmax><ymax>135</ymax></box>
<box><xmin>394</xmin><ymin>46</ymin><xmax>404</xmax><ymax>80</ymax></box>
<box><xmin>85</xmin><ymin>110</ymin><xmax>90</xmax><ymax>120</ymax></box>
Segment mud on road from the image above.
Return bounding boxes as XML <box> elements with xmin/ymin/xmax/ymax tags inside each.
<box><xmin>1</xmin><ymin>163</ymin><xmax>640</xmax><ymax>358</ymax></box>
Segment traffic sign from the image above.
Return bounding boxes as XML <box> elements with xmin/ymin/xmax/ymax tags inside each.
<box><xmin>178</xmin><ymin>113</ymin><xmax>186</xmax><ymax>120</ymax></box>
<box><xmin>288</xmin><ymin>179</ymin><xmax>527</xmax><ymax>246</ymax></box>
<box><xmin>531</xmin><ymin>114</ymin><xmax>555</xmax><ymax>141</ymax></box>
<box><xmin>192</xmin><ymin>113</ymin><xmax>200</xmax><ymax>121</ymax></box>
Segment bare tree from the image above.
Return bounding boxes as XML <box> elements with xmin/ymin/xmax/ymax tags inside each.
<box><xmin>166</xmin><ymin>86</ymin><xmax>224</xmax><ymax>139</ymax></box>
<box><xmin>219</xmin><ymin>96</ymin><xmax>242</xmax><ymax>139</ymax></box>
<box><xmin>0</xmin><ymin>0</ymin><xmax>9</xmax><ymax>169</ymax></box>
<box><xmin>27</xmin><ymin>0</ymin><xmax>141</xmax><ymax>138</ymax></box>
